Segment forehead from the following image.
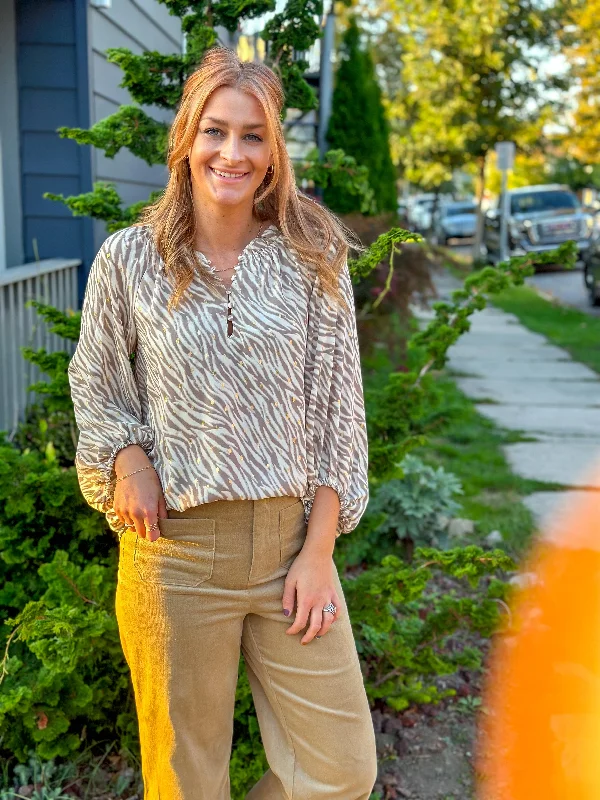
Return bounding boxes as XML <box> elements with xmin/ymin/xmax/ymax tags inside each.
<box><xmin>200</xmin><ymin>86</ymin><xmax>266</xmax><ymax>123</ymax></box>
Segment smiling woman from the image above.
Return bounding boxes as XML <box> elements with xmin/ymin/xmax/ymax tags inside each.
<box><xmin>189</xmin><ymin>87</ymin><xmax>272</xmax><ymax>218</ymax></box>
<box><xmin>67</xmin><ymin>44</ymin><xmax>377</xmax><ymax>800</ymax></box>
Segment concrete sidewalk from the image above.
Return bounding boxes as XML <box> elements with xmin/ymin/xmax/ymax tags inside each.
<box><xmin>415</xmin><ymin>271</ymin><xmax>600</xmax><ymax>530</ymax></box>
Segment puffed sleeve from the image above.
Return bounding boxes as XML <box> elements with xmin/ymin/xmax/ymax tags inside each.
<box><xmin>302</xmin><ymin>258</ymin><xmax>369</xmax><ymax>536</ymax></box>
<box><xmin>67</xmin><ymin>230</ymin><xmax>155</xmax><ymax>515</ymax></box>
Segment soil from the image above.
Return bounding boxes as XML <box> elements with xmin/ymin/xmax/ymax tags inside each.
<box><xmin>371</xmin><ymin>695</ymin><xmax>480</xmax><ymax>800</ymax></box>
<box><xmin>363</xmin><ymin>569</ymin><xmax>496</xmax><ymax>800</ymax></box>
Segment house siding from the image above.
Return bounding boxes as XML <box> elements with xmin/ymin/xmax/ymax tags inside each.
<box><xmin>15</xmin><ymin>0</ymin><xmax>93</xmax><ymax>274</ymax></box>
<box><xmin>0</xmin><ymin>0</ymin><xmax>24</xmax><ymax>269</ymax></box>
<box><xmin>89</xmin><ymin>0</ymin><xmax>182</xmax><ymax>255</ymax></box>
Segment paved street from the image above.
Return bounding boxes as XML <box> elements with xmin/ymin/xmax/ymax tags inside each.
<box><xmin>527</xmin><ymin>265</ymin><xmax>600</xmax><ymax>318</ymax></box>
<box><xmin>415</xmin><ymin>269</ymin><xmax>600</xmax><ymax>531</ymax></box>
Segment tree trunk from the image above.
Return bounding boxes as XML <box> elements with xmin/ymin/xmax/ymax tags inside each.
<box><xmin>472</xmin><ymin>153</ymin><xmax>488</xmax><ymax>263</ymax></box>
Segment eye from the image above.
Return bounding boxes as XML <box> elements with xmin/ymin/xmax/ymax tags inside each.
<box><xmin>202</xmin><ymin>128</ymin><xmax>263</xmax><ymax>142</ymax></box>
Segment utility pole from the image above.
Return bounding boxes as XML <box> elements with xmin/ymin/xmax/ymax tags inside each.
<box><xmin>495</xmin><ymin>141</ymin><xmax>515</xmax><ymax>263</ymax></box>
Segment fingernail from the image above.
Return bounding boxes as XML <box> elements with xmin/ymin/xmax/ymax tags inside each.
<box><xmin>283</xmin><ymin>609</ymin><xmax>290</xmax><ymax>616</ymax></box>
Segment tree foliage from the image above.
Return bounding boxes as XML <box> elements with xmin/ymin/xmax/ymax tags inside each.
<box><xmin>559</xmin><ymin>0</ymin><xmax>600</xmax><ymax>165</ymax></box>
<box><xmin>378</xmin><ymin>0</ymin><xmax>570</xmax><ymax>183</ymax></box>
<box><xmin>324</xmin><ymin>17</ymin><xmax>397</xmax><ymax>214</ymax></box>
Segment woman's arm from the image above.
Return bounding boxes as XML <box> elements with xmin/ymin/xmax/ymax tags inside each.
<box><xmin>285</xmin><ymin>258</ymin><xmax>369</xmax><ymax>643</ymax></box>
<box><xmin>68</xmin><ymin>230</ymin><xmax>155</xmax><ymax>520</ymax></box>
<box><xmin>302</xmin><ymin>485</ymin><xmax>339</xmax><ymax>557</ymax></box>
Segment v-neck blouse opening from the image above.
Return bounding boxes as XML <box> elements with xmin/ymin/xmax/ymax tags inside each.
<box><xmin>194</xmin><ymin>223</ymin><xmax>279</xmax><ymax>267</ymax></box>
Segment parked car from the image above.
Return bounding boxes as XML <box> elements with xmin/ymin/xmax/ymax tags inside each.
<box><xmin>582</xmin><ymin>212</ymin><xmax>600</xmax><ymax>306</ymax></box>
<box><xmin>432</xmin><ymin>200</ymin><xmax>477</xmax><ymax>245</ymax></box>
<box><xmin>397</xmin><ymin>200</ymin><xmax>410</xmax><ymax>223</ymax></box>
<box><xmin>407</xmin><ymin>193</ymin><xmax>458</xmax><ymax>235</ymax></box>
<box><xmin>483</xmin><ymin>184</ymin><xmax>595</xmax><ymax>265</ymax></box>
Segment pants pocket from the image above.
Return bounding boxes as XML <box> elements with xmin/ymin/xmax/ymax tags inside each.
<box><xmin>278</xmin><ymin>498</ymin><xmax>307</xmax><ymax>568</ymax></box>
<box><xmin>133</xmin><ymin>518</ymin><xmax>216</xmax><ymax>587</ymax></box>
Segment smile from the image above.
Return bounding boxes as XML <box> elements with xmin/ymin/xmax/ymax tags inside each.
<box><xmin>209</xmin><ymin>166</ymin><xmax>249</xmax><ymax>181</ymax></box>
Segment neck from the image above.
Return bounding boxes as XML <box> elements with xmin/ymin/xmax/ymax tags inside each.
<box><xmin>193</xmin><ymin>203</ymin><xmax>262</xmax><ymax>256</ymax></box>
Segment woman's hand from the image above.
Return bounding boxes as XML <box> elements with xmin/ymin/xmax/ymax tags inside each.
<box><xmin>282</xmin><ymin>544</ymin><xmax>342</xmax><ymax>645</ymax></box>
<box><xmin>113</xmin><ymin>445</ymin><xmax>168</xmax><ymax>541</ymax></box>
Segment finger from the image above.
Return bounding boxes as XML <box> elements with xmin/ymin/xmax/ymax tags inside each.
<box><xmin>157</xmin><ymin>493</ymin><xmax>169</xmax><ymax>520</ymax></box>
<box><xmin>286</xmin><ymin>602</ymin><xmax>311</xmax><ymax>635</ymax></box>
<box><xmin>301</xmin><ymin>605</ymin><xmax>325</xmax><ymax>645</ymax></box>
<box><xmin>132</xmin><ymin>509</ymin><xmax>150</xmax><ymax>540</ymax></box>
<box><xmin>282</xmin><ymin>576</ymin><xmax>297</xmax><ymax>619</ymax></box>
<box><xmin>120</xmin><ymin>511</ymin><xmax>135</xmax><ymax>530</ymax></box>
<box><xmin>143</xmin><ymin>511</ymin><xmax>161</xmax><ymax>542</ymax></box>
<box><xmin>316</xmin><ymin>606</ymin><xmax>336</xmax><ymax>637</ymax></box>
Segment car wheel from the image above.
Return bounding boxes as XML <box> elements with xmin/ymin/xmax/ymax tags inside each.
<box><xmin>584</xmin><ymin>266</ymin><xmax>600</xmax><ymax>307</ymax></box>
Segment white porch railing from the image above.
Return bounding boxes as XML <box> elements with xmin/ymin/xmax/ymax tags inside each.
<box><xmin>0</xmin><ymin>258</ymin><xmax>81</xmax><ymax>437</ymax></box>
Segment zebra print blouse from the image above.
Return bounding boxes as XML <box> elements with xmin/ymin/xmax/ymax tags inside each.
<box><xmin>67</xmin><ymin>222</ymin><xmax>369</xmax><ymax>539</ymax></box>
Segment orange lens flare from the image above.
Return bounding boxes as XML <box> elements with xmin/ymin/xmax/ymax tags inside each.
<box><xmin>477</xmin><ymin>471</ymin><xmax>600</xmax><ymax>800</ymax></box>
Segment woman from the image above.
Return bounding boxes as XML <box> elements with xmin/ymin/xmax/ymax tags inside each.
<box><xmin>68</xmin><ymin>45</ymin><xmax>377</xmax><ymax>799</ymax></box>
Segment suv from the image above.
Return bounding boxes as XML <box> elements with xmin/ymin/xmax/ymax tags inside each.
<box><xmin>483</xmin><ymin>184</ymin><xmax>594</xmax><ymax>265</ymax></box>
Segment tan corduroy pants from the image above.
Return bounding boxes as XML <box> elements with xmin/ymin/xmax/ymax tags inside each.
<box><xmin>115</xmin><ymin>495</ymin><xmax>378</xmax><ymax>800</ymax></box>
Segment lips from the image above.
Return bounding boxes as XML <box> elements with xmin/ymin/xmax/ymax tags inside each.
<box><xmin>209</xmin><ymin>166</ymin><xmax>249</xmax><ymax>181</ymax></box>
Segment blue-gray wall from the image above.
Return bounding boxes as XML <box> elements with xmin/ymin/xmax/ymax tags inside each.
<box><xmin>88</xmin><ymin>1</ymin><xmax>181</xmax><ymax>256</ymax></box>
<box><xmin>16</xmin><ymin>0</ymin><xmax>94</xmax><ymax>270</ymax></box>
<box><xmin>15</xmin><ymin>0</ymin><xmax>182</xmax><ymax>288</ymax></box>
<box><xmin>0</xmin><ymin>0</ymin><xmax>24</xmax><ymax>269</ymax></box>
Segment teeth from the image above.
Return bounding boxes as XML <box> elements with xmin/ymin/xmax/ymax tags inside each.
<box><xmin>212</xmin><ymin>168</ymin><xmax>246</xmax><ymax>179</ymax></box>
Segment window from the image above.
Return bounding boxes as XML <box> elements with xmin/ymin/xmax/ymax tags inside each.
<box><xmin>510</xmin><ymin>190</ymin><xmax>580</xmax><ymax>215</ymax></box>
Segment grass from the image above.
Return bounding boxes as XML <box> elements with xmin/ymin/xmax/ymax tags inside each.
<box><xmin>491</xmin><ymin>284</ymin><xmax>600</xmax><ymax>375</ymax></box>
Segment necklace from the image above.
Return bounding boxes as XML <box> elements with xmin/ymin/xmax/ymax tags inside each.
<box><xmin>200</xmin><ymin>219</ymin><xmax>266</xmax><ymax>272</ymax></box>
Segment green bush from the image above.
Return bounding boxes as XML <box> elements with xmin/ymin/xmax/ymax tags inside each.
<box><xmin>343</xmin><ymin>546</ymin><xmax>514</xmax><ymax>711</ymax></box>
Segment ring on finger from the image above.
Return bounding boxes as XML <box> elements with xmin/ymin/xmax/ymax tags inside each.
<box><xmin>145</xmin><ymin>522</ymin><xmax>160</xmax><ymax>532</ymax></box>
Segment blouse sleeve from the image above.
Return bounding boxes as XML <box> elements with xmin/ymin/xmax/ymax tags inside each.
<box><xmin>67</xmin><ymin>230</ymin><xmax>155</xmax><ymax>515</ymax></box>
<box><xmin>302</xmin><ymin>258</ymin><xmax>369</xmax><ymax>536</ymax></box>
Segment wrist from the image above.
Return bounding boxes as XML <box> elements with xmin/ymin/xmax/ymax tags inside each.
<box><xmin>303</xmin><ymin>524</ymin><xmax>336</xmax><ymax>558</ymax></box>
<box><xmin>114</xmin><ymin>444</ymin><xmax>151</xmax><ymax>478</ymax></box>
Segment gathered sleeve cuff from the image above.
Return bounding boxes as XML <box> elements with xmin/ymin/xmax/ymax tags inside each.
<box><xmin>67</xmin><ymin>231</ymin><xmax>155</xmax><ymax>515</ymax></box>
<box><xmin>302</xmin><ymin>259</ymin><xmax>369</xmax><ymax>537</ymax></box>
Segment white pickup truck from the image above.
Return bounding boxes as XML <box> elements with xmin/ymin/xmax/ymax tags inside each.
<box><xmin>483</xmin><ymin>184</ymin><xmax>594</xmax><ymax>266</ymax></box>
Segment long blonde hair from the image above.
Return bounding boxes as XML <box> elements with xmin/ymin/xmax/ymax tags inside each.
<box><xmin>135</xmin><ymin>45</ymin><xmax>363</xmax><ymax>313</ymax></box>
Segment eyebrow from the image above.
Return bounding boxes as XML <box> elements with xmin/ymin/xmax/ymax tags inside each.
<box><xmin>202</xmin><ymin>117</ymin><xmax>266</xmax><ymax>130</ymax></box>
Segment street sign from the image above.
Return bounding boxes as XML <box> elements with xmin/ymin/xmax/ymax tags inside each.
<box><xmin>495</xmin><ymin>141</ymin><xmax>516</xmax><ymax>172</ymax></box>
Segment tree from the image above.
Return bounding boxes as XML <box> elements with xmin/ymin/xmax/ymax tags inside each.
<box><xmin>324</xmin><ymin>17</ymin><xmax>397</xmax><ymax>214</ymax></box>
<box><xmin>361</xmin><ymin>0</ymin><xmax>571</xmax><ymax>251</ymax></box>
<box><xmin>559</xmin><ymin>0</ymin><xmax>600</xmax><ymax>166</ymax></box>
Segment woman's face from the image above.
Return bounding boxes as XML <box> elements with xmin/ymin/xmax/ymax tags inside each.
<box><xmin>188</xmin><ymin>86</ymin><xmax>273</xmax><ymax>213</ymax></box>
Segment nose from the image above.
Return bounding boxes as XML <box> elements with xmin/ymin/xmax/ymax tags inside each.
<box><xmin>220</xmin><ymin>132</ymin><xmax>243</xmax><ymax>164</ymax></box>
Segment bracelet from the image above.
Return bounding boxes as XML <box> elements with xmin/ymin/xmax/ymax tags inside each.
<box><xmin>115</xmin><ymin>465</ymin><xmax>154</xmax><ymax>483</ymax></box>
